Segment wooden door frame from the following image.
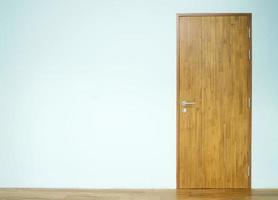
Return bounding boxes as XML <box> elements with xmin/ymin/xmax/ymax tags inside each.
<box><xmin>176</xmin><ymin>13</ymin><xmax>252</xmax><ymax>189</ymax></box>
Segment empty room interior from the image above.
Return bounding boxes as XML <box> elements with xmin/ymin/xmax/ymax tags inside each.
<box><xmin>0</xmin><ymin>0</ymin><xmax>278</xmax><ymax>199</ymax></box>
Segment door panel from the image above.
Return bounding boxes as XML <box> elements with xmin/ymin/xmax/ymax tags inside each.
<box><xmin>177</xmin><ymin>14</ymin><xmax>251</xmax><ymax>189</ymax></box>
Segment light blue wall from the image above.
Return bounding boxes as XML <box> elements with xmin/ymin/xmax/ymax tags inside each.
<box><xmin>0</xmin><ymin>0</ymin><xmax>277</xmax><ymax>188</ymax></box>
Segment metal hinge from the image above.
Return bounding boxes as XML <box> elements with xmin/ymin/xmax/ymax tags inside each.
<box><xmin>248</xmin><ymin>97</ymin><xmax>251</xmax><ymax>108</ymax></box>
<box><xmin>248</xmin><ymin>27</ymin><xmax>251</xmax><ymax>38</ymax></box>
<box><xmin>247</xmin><ymin>166</ymin><xmax>250</xmax><ymax>176</ymax></box>
<box><xmin>248</xmin><ymin>49</ymin><xmax>251</xmax><ymax>60</ymax></box>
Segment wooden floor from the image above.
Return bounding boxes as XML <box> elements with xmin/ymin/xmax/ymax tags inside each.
<box><xmin>0</xmin><ymin>189</ymin><xmax>278</xmax><ymax>200</ymax></box>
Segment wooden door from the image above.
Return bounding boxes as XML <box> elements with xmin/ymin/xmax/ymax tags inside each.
<box><xmin>177</xmin><ymin>14</ymin><xmax>252</xmax><ymax>189</ymax></box>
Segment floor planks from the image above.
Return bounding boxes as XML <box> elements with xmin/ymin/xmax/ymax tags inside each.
<box><xmin>0</xmin><ymin>189</ymin><xmax>278</xmax><ymax>200</ymax></box>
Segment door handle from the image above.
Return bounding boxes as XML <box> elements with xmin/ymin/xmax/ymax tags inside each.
<box><xmin>181</xmin><ymin>100</ymin><xmax>196</xmax><ymax>106</ymax></box>
<box><xmin>181</xmin><ymin>100</ymin><xmax>196</xmax><ymax>113</ymax></box>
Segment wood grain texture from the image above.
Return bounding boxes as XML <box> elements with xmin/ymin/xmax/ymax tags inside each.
<box><xmin>0</xmin><ymin>189</ymin><xmax>277</xmax><ymax>200</ymax></box>
<box><xmin>177</xmin><ymin>13</ymin><xmax>252</xmax><ymax>17</ymax></box>
<box><xmin>177</xmin><ymin>14</ymin><xmax>252</xmax><ymax>188</ymax></box>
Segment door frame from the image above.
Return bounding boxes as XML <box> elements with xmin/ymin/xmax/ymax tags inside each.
<box><xmin>176</xmin><ymin>13</ymin><xmax>252</xmax><ymax>189</ymax></box>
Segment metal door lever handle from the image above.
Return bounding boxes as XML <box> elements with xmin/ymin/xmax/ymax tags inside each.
<box><xmin>181</xmin><ymin>100</ymin><xmax>196</xmax><ymax>106</ymax></box>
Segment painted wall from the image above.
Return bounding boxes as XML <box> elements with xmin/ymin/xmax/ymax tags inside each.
<box><xmin>0</xmin><ymin>0</ymin><xmax>277</xmax><ymax>188</ymax></box>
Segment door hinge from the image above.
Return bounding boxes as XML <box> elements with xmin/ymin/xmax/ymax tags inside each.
<box><xmin>248</xmin><ymin>27</ymin><xmax>251</xmax><ymax>38</ymax></box>
<box><xmin>247</xmin><ymin>166</ymin><xmax>250</xmax><ymax>177</ymax></box>
<box><xmin>248</xmin><ymin>97</ymin><xmax>251</xmax><ymax>108</ymax></box>
<box><xmin>248</xmin><ymin>49</ymin><xmax>251</xmax><ymax>60</ymax></box>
